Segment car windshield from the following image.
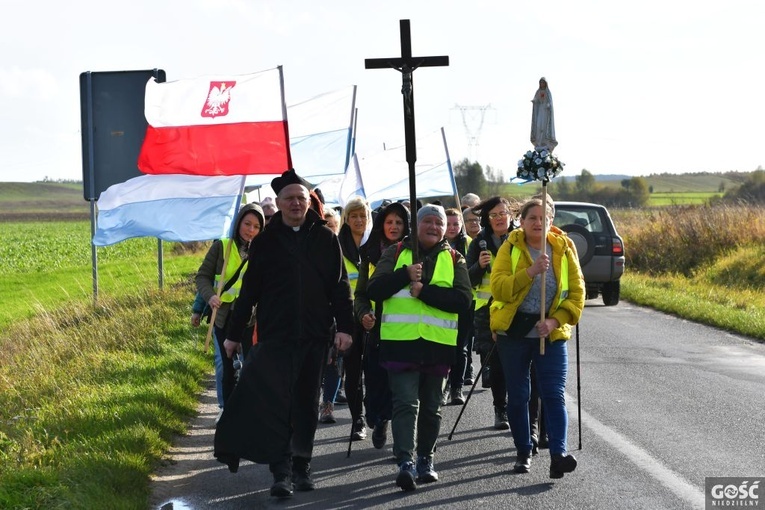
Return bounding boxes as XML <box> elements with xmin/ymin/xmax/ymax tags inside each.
<box><xmin>553</xmin><ymin>208</ymin><xmax>605</xmax><ymax>233</ymax></box>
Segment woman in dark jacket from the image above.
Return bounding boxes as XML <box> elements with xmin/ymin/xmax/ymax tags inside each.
<box><xmin>196</xmin><ymin>203</ymin><xmax>264</xmax><ymax>408</ymax></box>
<box><xmin>354</xmin><ymin>201</ymin><xmax>410</xmax><ymax>448</ymax></box>
<box><xmin>465</xmin><ymin>196</ymin><xmax>515</xmax><ymax>430</ymax></box>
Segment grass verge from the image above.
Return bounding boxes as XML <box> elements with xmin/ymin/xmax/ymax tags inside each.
<box><xmin>621</xmin><ymin>269</ymin><xmax>765</xmax><ymax>340</ymax></box>
<box><xmin>0</xmin><ymin>283</ymin><xmax>209</xmax><ymax>509</ymax></box>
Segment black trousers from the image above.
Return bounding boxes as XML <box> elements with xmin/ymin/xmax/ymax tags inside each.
<box><xmin>344</xmin><ymin>327</ymin><xmax>364</xmax><ymax>423</ymax></box>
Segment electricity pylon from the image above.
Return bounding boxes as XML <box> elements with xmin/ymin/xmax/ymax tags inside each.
<box><xmin>452</xmin><ymin>104</ymin><xmax>493</xmax><ymax>161</ymax></box>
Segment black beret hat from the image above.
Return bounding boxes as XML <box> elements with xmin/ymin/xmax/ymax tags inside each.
<box><xmin>271</xmin><ymin>169</ymin><xmax>312</xmax><ymax>196</ymax></box>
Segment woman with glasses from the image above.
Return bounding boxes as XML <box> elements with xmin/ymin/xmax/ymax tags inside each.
<box><xmin>462</xmin><ymin>208</ymin><xmax>482</xmax><ymax>239</ymax></box>
<box><xmin>465</xmin><ymin>196</ymin><xmax>517</xmax><ymax>430</ymax></box>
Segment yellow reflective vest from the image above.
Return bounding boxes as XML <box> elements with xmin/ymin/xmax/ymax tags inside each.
<box><xmin>214</xmin><ymin>239</ymin><xmax>247</xmax><ymax>303</ymax></box>
<box><xmin>380</xmin><ymin>248</ymin><xmax>458</xmax><ymax>346</ymax></box>
<box><xmin>344</xmin><ymin>256</ymin><xmax>360</xmax><ymax>292</ymax></box>
<box><xmin>474</xmin><ymin>251</ymin><xmax>496</xmax><ymax>310</ymax></box>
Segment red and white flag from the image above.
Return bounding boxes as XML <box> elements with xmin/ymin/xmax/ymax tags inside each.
<box><xmin>137</xmin><ymin>67</ymin><xmax>291</xmax><ymax>176</ymax></box>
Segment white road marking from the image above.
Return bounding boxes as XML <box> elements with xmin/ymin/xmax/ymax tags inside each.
<box><xmin>569</xmin><ymin>397</ymin><xmax>706</xmax><ymax>508</ymax></box>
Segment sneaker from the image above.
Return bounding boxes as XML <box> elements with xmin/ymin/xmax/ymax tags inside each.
<box><xmin>449</xmin><ymin>386</ymin><xmax>465</xmax><ymax>406</ymax></box>
<box><xmin>335</xmin><ymin>387</ymin><xmax>347</xmax><ymax>404</ymax></box>
<box><xmin>372</xmin><ymin>420</ymin><xmax>389</xmax><ymax>449</ymax></box>
<box><xmin>352</xmin><ymin>418</ymin><xmax>367</xmax><ymax>440</ymax></box>
<box><xmin>494</xmin><ymin>408</ymin><xmax>510</xmax><ymax>430</ymax></box>
<box><xmin>270</xmin><ymin>475</ymin><xmax>293</xmax><ymax>498</ymax></box>
<box><xmin>415</xmin><ymin>455</ymin><xmax>438</xmax><ymax>483</ymax></box>
<box><xmin>395</xmin><ymin>461</ymin><xmax>417</xmax><ymax>491</ymax></box>
<box><xmin>319</xmin><ymin>402</ymin><xmax>336</xmax><ymax>424</ymax></box>
<box><xmin>291</xmin><ymin>457</ymin><xmax>315</xmax><ymax>491</ymax></box>
<box><xmin>550</xmin><ymin>453</ymin><xmax>577</xmax><ymax>479</ymax></box>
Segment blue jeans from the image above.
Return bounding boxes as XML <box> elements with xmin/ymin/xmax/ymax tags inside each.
<box><xmin>321</xmin><ymin>354</ymin><xmax>342</xmax><ymax>404</ymax></box>
<box><xmin>212</xmin><ymin>329</ymin><xmax>224</xmax><ymax>407</ymax></box>
<box><xmin>497</xmin><ymin>337</ymin><xmax>569</xmax><ymax>455</ymax></box>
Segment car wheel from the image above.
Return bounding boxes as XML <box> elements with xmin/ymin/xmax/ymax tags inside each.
<box><xmin>602</xmin><ymin>280</ymin><xmax>620</xmax><ymax>306</ymax></box>
<box><xmin>560</xmin><ymin>224</ymin><xmax>595</xmax><ymax>266</ymax></box>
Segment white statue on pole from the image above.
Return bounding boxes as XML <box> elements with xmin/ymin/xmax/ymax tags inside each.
<box><xmin>530</xmin><ymin>77</ymin><xmax>557</xmax><ymax>152</ymax></box>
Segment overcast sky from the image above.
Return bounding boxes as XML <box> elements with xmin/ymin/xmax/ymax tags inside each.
<box><xmin>2</xmin><ymin>0</ymin><xmax>764</xmax><ymax>183</ymax></box>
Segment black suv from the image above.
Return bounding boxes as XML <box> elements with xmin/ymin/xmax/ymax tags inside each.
<box><xmin>553</xmin><ymin>201</ymin><xmax>625</xmax><ymax>306</ymax></box>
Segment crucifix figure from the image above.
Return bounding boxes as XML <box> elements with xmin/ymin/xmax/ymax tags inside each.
<box><xmin>365</xmin><ymin>19</ymin><xmax>449</xmax><ymax>259</ymax></box>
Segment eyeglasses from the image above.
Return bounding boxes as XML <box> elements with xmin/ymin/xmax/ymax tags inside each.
<box><xmin>488</xmin><ymin>211</ymin><xmax>509</xmax><ymax>220</ymax></box>
<box><xmin>465</xmin><ymin>219</ymin><xmax>480</xmax><ymax>224</ymax></box>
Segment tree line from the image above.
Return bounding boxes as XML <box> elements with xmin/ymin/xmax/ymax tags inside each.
<box><xmin>453</xmin><ymin>159</ymin><xmax>765</xmax><ymax>207</ymax></box>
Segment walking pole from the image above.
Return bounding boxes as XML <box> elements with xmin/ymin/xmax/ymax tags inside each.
<box><xmin>204</xmin><ymin>239</ymin><xmax>234</xmax><ymax>353</ymax></box>
<box><xmin>576</xmin><ymin>321</ymin><xmax>582</xmax><ymax>450</ymax></box>
<box><xmin>448</xmin><ymin>341</ymin><xmax>496</xmax><ymax>440</ymax></box>
<box><xmin>347</xmin><ymin>330</ymin><xmax>369</xmax><ymax>458</ymax></box>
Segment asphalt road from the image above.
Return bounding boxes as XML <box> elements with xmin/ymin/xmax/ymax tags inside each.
<box><xmin>149</xmin><ymin>300</ymin><xmax>765</xmax><ymax>509</ymax></box>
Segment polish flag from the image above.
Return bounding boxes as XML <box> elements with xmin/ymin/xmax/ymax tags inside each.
<box><xmin>137</xmin><ymin>67</ymin><xmax>291</xmax><ymax>176</ymax></box>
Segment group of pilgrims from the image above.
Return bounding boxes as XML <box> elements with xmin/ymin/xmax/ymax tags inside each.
<box><xmin>191</xmin><ymin>168</ymin><xmax>585</xmax><ymax>498</ymax></box>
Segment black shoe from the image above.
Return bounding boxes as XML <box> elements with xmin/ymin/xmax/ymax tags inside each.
<box><xmin>395</xmin><ymin>461</ymin><xmax>417</xmax><ymax>492</ymax></box>
<box><xmin>372</xmin><ymin>420</ymin><xmax>389</xmax><ymax>449</ymax></box>
<box><xmin>335</xmin><ymin>387</ymin><xmax>347</xmax><ymax>404</ymax></box>
<box><xmin>538</xmin><ymin>434</ymin><xmax>549</xmax><ymax>449</ymax></box>
<box><xmin>352</xmin><ymin>418</ymin><xmax>367</xmax><ymax>441</ymax></box>
<box><xmin>531</xmin><ymin>435</ymin><xmax>539</xmax><ymax>456</ymax></box>
<box><xmin>514</xmin><ymin>451</ymin><xmax>532</xmax><ymax>473</ymax></box>
<box><xmin>449</xmin><ymin>387</ymin><xmax>465</xmax><ymax>406</ymax></box>
<box><xmin>481</xmin><ymin>366</ymin><xmax>491</xmax><ymax>388</ymax></box>
<box><xmin>292</xmin><ymin>473</ymin><xmax>315</xmax><ymax>491</ymax></box>
<box><xmin>550</xmin><ymin>453</ymin><xmax>577</xmax><ymax>479</ymax></box>
<box><xmin>291</xmin><ymin>457</ymin><xmax>315</xmax><ymax>491</ymax></box>
<box><xmin>270</xmin><ymin>477</ymin><xmax>293</xmax><ymax>498</ymax></box>
<box><xmin>494</xmin><ymin>408</ymin><xmax>510</xmax><ymax>430</ymax></box>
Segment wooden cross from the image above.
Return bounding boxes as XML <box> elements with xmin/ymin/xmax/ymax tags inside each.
<box><xmin>365</xmin><ymin>19</ymin><xmax>449</xmax><ymax>259</ymax></box>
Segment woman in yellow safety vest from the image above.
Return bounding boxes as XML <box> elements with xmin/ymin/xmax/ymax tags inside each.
<box><xmin>489</xmin><ymin>197</ymin><xmax>584</xmax><ymax>479</ymax></box>
<box><xmin>319</xmin><ymin>197</ymin><xmax>372</xmax><ymax>436</ymax></box>
<box><xmin>196</xmin><ymin>203</ymin><xmax>264</xmax><ymax>409</ymax></box>
<box><xmin>354</xmin><ymin>200</ymin><xmax>410</xmax><ymax>450</ymax></box>
<box><xmin>367</xmin><ymin>204</ymin><xmax>472</xmax><ymax>492</ymax></box>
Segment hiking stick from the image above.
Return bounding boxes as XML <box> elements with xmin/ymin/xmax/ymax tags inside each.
<box><xmin>448</xmin><ymin>341</ymin><xmax>496</xmax><ymax>440</ymax></box>
<box><xmin>204</xmin><ymin>239</ymin><xmax>234</xmax><ymax>353</ymax></box>
<box><xmin>576</xmin><ymin>321</ymin><xmax>582</xmax><ymax>450</ymax></box>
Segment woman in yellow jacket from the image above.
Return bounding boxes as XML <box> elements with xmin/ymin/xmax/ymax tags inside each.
<box><xmin>489</xmin><ymin>198</ymin><xmax>585</xmax><ymax>479</ymax></box>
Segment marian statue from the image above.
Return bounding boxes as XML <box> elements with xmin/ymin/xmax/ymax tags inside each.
<box><xmin>530</xmin><ymin>77</ymin><xmax>558</xmax><ymax>152</ymax></box>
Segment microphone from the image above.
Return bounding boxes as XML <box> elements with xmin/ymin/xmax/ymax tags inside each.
<box><xmin>479</xmin><ymin>240</ymin><xmax>490</xmax><ymax>273</ymax></box>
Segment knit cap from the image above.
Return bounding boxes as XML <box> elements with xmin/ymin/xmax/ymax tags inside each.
<box><xmin>417</xmin><ymin>204</ymin><xmax>446</xmax><ymax>224</ymax></box>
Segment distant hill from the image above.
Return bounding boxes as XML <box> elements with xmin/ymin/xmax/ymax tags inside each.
<box><xmin>0</xmin><ymin>182</ymin><xmax>88</xmax><ymax>221</ymax></box>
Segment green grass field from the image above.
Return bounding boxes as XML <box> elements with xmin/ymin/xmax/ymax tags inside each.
<box><xmin>647</xmin><ymin>191</ymin><xmax>721</xmax><ymax>206</ymax></box>
<box><xmin>0</xmin><ymin>219</ymin><xmax>205</xmax><ymax>328</ymax></box>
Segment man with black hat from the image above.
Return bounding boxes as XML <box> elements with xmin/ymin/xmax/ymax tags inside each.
<box><xmin>214</xmin><ymin>169</ymin><xmax>354</xmax><ymax>499</ymax></box>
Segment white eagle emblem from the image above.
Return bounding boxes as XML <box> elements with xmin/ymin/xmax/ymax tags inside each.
<box><xmin>202</xmin><ymin>81</ymin><xmax>235</xmax><ymax>118</ymax></box>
